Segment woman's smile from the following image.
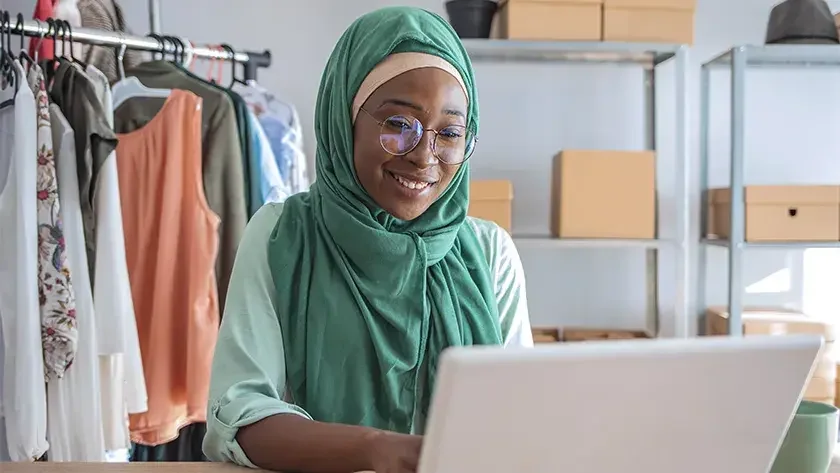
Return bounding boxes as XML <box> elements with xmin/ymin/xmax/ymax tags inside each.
<box><xmin>386</xmin><ymin>170</ymin><xmax>437</xmax><ymax>198</ymax></box>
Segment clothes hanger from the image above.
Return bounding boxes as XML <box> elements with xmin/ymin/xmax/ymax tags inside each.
<box><xmin>63</xmin><ymin>20</ymin><xmax>88</xmax><ymax>69</ymax></box>
<box><xmin>146</xmin><ymin>33</ymin><xmax>165</xmax><ymax>61</ymax></box>
<box><xmin>31</xmin><ymin>19</ymin><xmax>48</xmax><ymax>64</ymax></box>
<box><xmin>220</xmin><ymin>43</ymin><xmax>247</xmax><ymax>89</ymax></box>
<box><xmin>40</xmin><ymin>18</ymin><xmax>61</xmax><ymax>86</ymax></box>
<box><xmin>0</xmin><ymin>10</ymin><xmax>20</xmax><ymax>110</ymax></box>
<box><xmin>16</xmin><ymin>14</ymin><xmax>36</xmax><ymax>73</ymax></box>
<box><xmin>111</xmin><ymin>33</ymin><xmax>171</xmax><ymax>111</ymax></box>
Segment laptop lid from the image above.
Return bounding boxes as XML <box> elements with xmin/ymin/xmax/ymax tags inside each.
<box><xmin>419</xmin><ymin>335</ymin><xmax>822</xmax><ymax>473</ymax></box>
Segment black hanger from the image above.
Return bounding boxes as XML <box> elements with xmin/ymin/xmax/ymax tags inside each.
<box><xmin>16</xmin><ymin>14</ymin><xmax>36</xmax><ymax>72</ymax></box>
<box><xmin>168</xmin><ymin>36</ymin><xmax>186</xmax><ymax>65</ymax></box>
<box><xmin>0</xmin><ymin>10</ymin><xmax>20</xmax><ymax>110</ymax></box>
<box><xmin>40</xmin><ymin>18</ymin><xmax>61</xmax><ymax>86</ymax></box>
<box><xmin>220</xmin><ymin>43</ymin><xmax>245</xmax><ymax>88</ymax></box>
<box><xmin>161</xmin><ymin>35</ymin><xmax>178</xmax><ymax>63</ymax></box>
<box><xmin>63</xmin><ymin>20</ymin><xmax>88</xmax><ymax>68</ymax></box>
<box><xmin>146</xmin><ymin>33</ymin><xmax>164</xmax><ymax>60</ymax></box>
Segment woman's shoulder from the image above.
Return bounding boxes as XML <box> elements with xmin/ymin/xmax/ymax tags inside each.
<box><xmin>464</xmin><ymin>216</ymin><xmax>519</xmax><ymax>273</ymax></box>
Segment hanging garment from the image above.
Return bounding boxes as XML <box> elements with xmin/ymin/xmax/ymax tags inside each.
<box><xmin>116</xmin><ymin>90</ymin><xmax>220</xmax><ymax>447</ymax></box>
<box><xmin>47</xmin><ymin>101</ymin><xmax>106</xmax><ymax>462</ymax></box>
<box><xmin>49</xmin><ymin>60</ymin><xmax>119</xmax><ymax>285</ymax></box>
<box><xmin>76</xmin><ymin>0</ymin><xmax>145</xmax><ymax>84</ymax></box>
<box><xmin>0</xmin><ymin>60</ymin><xmax>49</xmax><ymax>462</ymax></box>
<box><xmin>233</xmin><ymin>81</ymin><xmax>309</xmax><ymax>194</ymax></box>
<box><xmin>29</xmin><ymin>0</ymin><xmax>56</xmax><ymax>61</ymax></box>
<box><xmin>85</xmin><ymin>64</ymin><xmax>148</xmax><ymax>452</ymax></box>
<box><xmin>117</xmin><ymin>60</ymin><xmax>247</xmax><ymax>316</ymax></box>
<box><xmin>246</xmin><ymin>111</ymin><xmax>288</xmax><ymax>213</ymax></box>
<box><xmin>28</xmin><ymin>65</ymin><xmax>78</xmax><ymax>381</ymax></box>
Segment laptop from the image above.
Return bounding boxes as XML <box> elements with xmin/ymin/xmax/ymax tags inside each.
<box><xmin>418</xmin><ymin>335</ymin><xmax>823</xmax><ymax>473</ymax></box>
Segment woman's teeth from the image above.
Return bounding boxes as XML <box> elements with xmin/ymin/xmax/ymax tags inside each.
<box><xmin>393</xmin><ymin>173</ymin><xmax>431</xmax><ymax>190</ymax></box>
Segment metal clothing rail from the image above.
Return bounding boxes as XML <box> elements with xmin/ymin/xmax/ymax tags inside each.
<box><xmin>2</xmin><ymin>16</ymin><xmax>272</xmax><ymax>80</ymax></box>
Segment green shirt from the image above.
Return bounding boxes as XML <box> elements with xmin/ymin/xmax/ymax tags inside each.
<box><xmin>202</xmin><ymin>203</ymin><xmax>533</xmax><ymax>467</ymax></box>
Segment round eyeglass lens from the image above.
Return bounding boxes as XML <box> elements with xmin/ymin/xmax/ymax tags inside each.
<box><xmin>379</xmin><ymin>115</ymin><xmax>476</xmax><ymax>164</ymax></box>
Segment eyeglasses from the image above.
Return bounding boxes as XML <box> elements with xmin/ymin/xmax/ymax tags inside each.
<box><xmin>360</xmin><ymin>108</ymin><xmax>477</xmax><ymax>165</ymax></box>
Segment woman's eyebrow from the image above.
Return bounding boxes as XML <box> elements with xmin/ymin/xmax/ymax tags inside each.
<box><xmin>378</xmin><ymin>98</ymin><xmax>423</xmax><ymax>113</ymax></box>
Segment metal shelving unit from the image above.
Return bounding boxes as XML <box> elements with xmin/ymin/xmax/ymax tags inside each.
<box><xmin>698</xmin><ymin>45</ymin><xmax>840</xmax><ymax>337</ymax></box>
<box><xmin>461</xmin><ymin>40</ymin><xmax>691</xmax><ymax>338</ymax></box>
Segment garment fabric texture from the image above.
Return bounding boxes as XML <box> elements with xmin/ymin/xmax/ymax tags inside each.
<box><xmin>84</xmin><ymin>64</ymin><xmax>148</xmax><ymax>452</ymax></box>
<box><xmin>28</xmin><ymin>65</ymin><xmax>78</xmax><ymax>380</ymax></box>
<box><xmin>246</xmin><ymin>110</ymin><xmax>287</xmax><ymax>212</ymax></box>
<box><xmin>116</xmin><ymin>90</ymin><xmax>220</xmax><ymax>446</ymax></box>
<box><xmin>47</xmin><ymin>102</ymin><xmax>106</xmax><ymax>462</ymax></box>
<box><xmin>0</xmin><ymin>60</ymin><xmax>49</xmax><ymax>462</ymax></box>
<box><xmin>76</xmin><ymin>0</ymin><xmax>146</xmax><ymax>83</ymax></box>
<box><xmin>233</xmin><ymin>82</ymin><xmax>309</xmax><ymax>194</ymax></box>
<box><xmin>49</xmin><ymin>60</ymin><xmax>119</xmax><ymax>288</ymax></box>
<box><xmin>117</xmin><ymin>60</ymin><xmax>247</xmax><ymax>317</ymax></box>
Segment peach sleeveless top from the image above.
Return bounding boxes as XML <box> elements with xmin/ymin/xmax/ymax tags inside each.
<box><xmin>116</xmin><ymin>90</ymin><xmax>221</xmax><ymax>445</ymax></box>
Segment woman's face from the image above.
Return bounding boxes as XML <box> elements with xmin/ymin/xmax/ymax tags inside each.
<box><xmin>353</xmin><ymin>67</ymin><xmax>468</xmax><ymax>221</ymax></box>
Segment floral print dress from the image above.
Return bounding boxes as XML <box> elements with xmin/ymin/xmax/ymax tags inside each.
<box><xmin>29</xmin><ymin>66</ymin><xmax>78</xmax><ymax>380</ymax></box>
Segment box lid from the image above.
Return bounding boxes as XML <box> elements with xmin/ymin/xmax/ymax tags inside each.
<box><xmin>706</xmin><ymin>306</ymin><xmax>838</xmax><ymax>341</ymax></box>
<box><xmin>709</xmin><ymin>185</ymin><xmax>840</xmax><ymax>205</ymax></box>
<box><xmin>603</xmin><ymin>0</ymin><xmax>695</xmax><ymax>10</ymax></box>
<box><xmin>470</xmin><ymin>180</ymin><xmax>514</xmax><ymax>201</ymax></box>
<box><xmin>500</xmin><ymin>0</ymin><xmax>602</xmax><ymax>7</ymax></box>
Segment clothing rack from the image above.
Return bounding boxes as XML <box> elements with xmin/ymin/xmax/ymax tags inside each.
<box><xmin>3</xmin><ymin>16</ymin><xmax>272</xmax><ymax>81</ymax></box>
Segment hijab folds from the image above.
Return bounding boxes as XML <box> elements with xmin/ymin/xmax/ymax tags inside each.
<box><xmin>267</xmin><ymin>6</ymin><xmax>503</xmax><ymax>434</ymax></box>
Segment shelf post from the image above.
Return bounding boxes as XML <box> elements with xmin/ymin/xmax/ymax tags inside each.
<box><xmin>727</xmin><ymin>47</ymin><xmax>748</xmax><ymax>336</ymax></box>
<box><xmin>643</xmin><ymin>58</ymin><xmax>659</xmax><ymax>337</ymax></box>
<box><xmin>697</xmin><ymin>62</ymin><xmax>712</xmax><ymax>335</ymax></box>
<box><xmin>674</xmin><ymin>45</ymin><xmax>690</xmax><ymax>338</ymax></box>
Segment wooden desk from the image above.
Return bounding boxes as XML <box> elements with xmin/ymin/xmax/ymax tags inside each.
<box><xmin>2</xmin><ymin>464</ymin><xmax>252</xmax><ymax>473</ymax></box>
<box><xmin>0</xmin><ymin>463</ymin><xmax>376</xmax><ymax>473</ymax></box>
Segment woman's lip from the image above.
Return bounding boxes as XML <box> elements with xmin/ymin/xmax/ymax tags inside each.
<box><xmin>387</xmin><ymin>170</ymin><xmax>438</xmax><ymax>184</ymax></box>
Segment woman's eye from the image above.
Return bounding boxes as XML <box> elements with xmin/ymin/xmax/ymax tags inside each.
<box><xmin>385</xmin><ymin>117</ymin><xmax>412</xmax><ymax>130</ymax></box>
<box><xmin>440</xmin><ymin>127</ymin><xmax>465</xmax><ymax>139</ymax></box>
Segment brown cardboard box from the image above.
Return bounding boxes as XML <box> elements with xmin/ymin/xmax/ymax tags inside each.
<box><xmin>602</xmin><ymin>0</ymin><xmax>695</xmax><ymax>44</ymax></box>
<box><xmin>532</xmin><ymin>327</ymin><xmax>561</xmax><ymax>343</ymax></box>
<box><xmin>705</xmin><ymin>307</ymin><xmax>839</xmax><ymax>341</ymax></box>
<box><xmin>469</xmin><ymin>180</ymin><xmax>514</xmax><ymax>233</ymax></box>
<box><xmin>497</xmin><ymin>0</ymin><xmax>602</xmax><ymax>41</ymax></box>
<box><xmin>562</xmin><ymin>328</ymin><xmax>651</xmax><ymax>341</ymax></box>
<box><xmin>551</xmin><ymin>150</ymin><xmax>656</xmax><ymax>239</ymax></box>
<box><xmin>707</xmin><ymin>185</ymin><xmax>840</xmax><ymax>242</ymax></box>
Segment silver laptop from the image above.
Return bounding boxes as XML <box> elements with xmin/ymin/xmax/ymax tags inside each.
<box><xmin>419</xmin><ymin>335</ymin><xmax>822</xmax><ymax>473</ymax></box>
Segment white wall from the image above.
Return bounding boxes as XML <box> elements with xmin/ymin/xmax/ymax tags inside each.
<box><xmin>5</xmin><ymin>0</ymin><xmax>839</xmax><ymax>334</ymax></box>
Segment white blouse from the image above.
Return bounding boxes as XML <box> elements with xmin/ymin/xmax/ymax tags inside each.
<box><xmin>48</xmin><ymin>103</ymin><xmax>106</xmax><ymax>461</ymax></box>
<box><xmin>0</xmin><ymin>60</ymin><xmax>49</xmax><ymax>462</ymax></box>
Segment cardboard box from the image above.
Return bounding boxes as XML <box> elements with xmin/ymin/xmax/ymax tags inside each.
<box><xmin>551</xmin><ymin>150</ymin><xmax>656</xmax><ymax>239</ymax></box>
<box><xmin>532</xmin><ymin>327</ymin><xmax>561</xmax><ymax>344</ymax></box>
<box><xmin>602</xmin><ymin>0</ymin><xmax>695</xmax><ymax>44</ymax></box>
<box><xmin>705</xmin><ymin>307</ymin><xmax>838</xmax><ymax>342</ymax></box>
<box><xmin>562</xmin><ymin>328</ymin><xmax>652</xmax><ymax>342</ymax></box>
<box><xmin>469</xmin><ymin>180</ymin><xmax>514</xmax><ymax>233</ymax></box>
<box><xmin>496</xmin><ymin>0</ymin><xmax>602</xmax><ymax>41</ymax></box>
<box><xmin>707</xmin><ymin>185</ymin><xmax>840</xmax><ymax>242</ymax></box>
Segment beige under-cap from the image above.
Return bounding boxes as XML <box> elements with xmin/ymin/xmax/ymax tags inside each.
<box><xmin>351</xmin><ymin>52</ymin><xmax>468</xmax><ymax>123</ymax></box>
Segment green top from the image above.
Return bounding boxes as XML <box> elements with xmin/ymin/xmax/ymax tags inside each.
<box><xmin>263</xmin><ymin>6</ymin><xmax>504</xmax><ymax>437</ymax></box>
<box><xmin>202</xmin><ymin>203</ymin><xmax>532</xmax><ymax>467</ymax></box>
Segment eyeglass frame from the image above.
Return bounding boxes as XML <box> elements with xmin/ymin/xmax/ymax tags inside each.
<box><xmin>358</xmin><ymin>107</ymin><xmax>478</xmax><ymax>165</ymax></box>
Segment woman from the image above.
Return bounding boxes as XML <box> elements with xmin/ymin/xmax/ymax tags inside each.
<box><xmin>202</xmin><ymin>6</ymin><xmax>533</xmax><ymax>473</ymax></box>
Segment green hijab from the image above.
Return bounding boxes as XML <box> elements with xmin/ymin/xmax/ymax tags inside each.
<box><xmin>268</xmin><ymin>6</ymin><xmax>503</xmax><ymax>433</ymax></box>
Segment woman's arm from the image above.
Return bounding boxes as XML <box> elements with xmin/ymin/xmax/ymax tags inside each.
<box><xmin>203</xmin><ymin>203</ymin><xmax>388</xmax><ymax>472</ymax></box>
<box><xmin>467</xmin><ymin>218</ymin><xmax>534</xmax><ymax>347</ymax></box>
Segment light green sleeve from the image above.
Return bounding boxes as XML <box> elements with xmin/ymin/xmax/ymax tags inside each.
<box><xmin>466</xmin><ymin>217</ymin><xmax>534</xmax><ymax>347</ymax></box>
<box><xmin>203</xmin><ymin>203</ymin><xmax>312</xmax><ymax>468</ymax></box>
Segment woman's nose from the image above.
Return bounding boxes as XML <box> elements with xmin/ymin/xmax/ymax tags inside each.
<box><xmin>404</xmin><ymin>131</ymin><xmax>437</xmax><ymax>169</ymax></box>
